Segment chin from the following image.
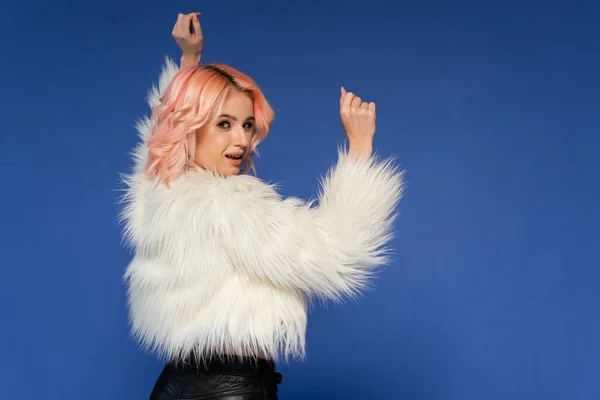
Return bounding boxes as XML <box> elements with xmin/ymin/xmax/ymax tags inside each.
<box><xmin>219</xmin><ymin>166</ymin><xmax>241</xmax><ymax>176</ymax></box>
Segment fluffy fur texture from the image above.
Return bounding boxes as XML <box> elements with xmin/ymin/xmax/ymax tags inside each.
<box><xmin>120</xmin><ymin>57</ymin><xmax>405</xmax><ymax>364</ymax></box>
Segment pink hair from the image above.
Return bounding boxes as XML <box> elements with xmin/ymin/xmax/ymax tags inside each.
<box><xmin>145</xmin><ymin>64</ymin><xmax>274</xmax><ymax>186</ymax></box>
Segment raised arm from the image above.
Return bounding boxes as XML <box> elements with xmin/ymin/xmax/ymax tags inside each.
<box><xmin>220</xmin><ymin>150</ymin><xmax>404</xmax><ymax>303</ymax></box>
<box><xmin>171</xmin><ymin>12</ymin><xmax>204</xmax><ymax>68</ymax></box>
<box><xmin>217</xmin><ymin>89</ymin><xmax>404</xmax><ymax>302</ymax></box>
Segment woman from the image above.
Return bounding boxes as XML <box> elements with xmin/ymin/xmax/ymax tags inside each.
<box><xmin>120</xmin><ymin>12</ymin><xmax>405</xmax><ymax>400</ymax></box>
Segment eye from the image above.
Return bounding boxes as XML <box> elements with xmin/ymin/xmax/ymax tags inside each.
<box><xmin>243</xmin><ymin>122</ymin><xmax>254</xmax><ymax>131</ymax></box>
<box><xmin>217</xmin><ymin>120</ymin><xmax>231</xmax><ymax>129</ymax></box>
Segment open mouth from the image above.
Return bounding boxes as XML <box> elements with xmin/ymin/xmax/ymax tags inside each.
<box><xmin>225</xmin><ymin>154</ymin><xmax>243</xmax><ymax>160</ymax></box>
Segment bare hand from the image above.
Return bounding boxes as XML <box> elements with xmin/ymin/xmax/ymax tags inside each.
<box><xmin>340</xmin><ymin>87</ymin><xmax>375</xmax><ymax>158</ymax></box>
<box><xmin>172</xmin><ymin>12</ymin><xmax>204</xmax><ymax>57</ymax></box>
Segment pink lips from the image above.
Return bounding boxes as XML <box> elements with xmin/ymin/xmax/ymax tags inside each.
<box><xmin>227</xmin><ymin>158</ymin><xmax>242</xmax><ymax>167</ymax></box>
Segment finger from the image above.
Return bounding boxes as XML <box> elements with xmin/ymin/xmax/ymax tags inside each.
<box><xmin>342</xmin><ymin>90</ymin><xmax>354</xmax><ymax>109</ymax></box>
<box><xmin>173</xmin><ymin>14</ymin><xmax>183</xmax><ymax>35</ymax></box>
<box><xmin>177</xmin><ymin>13</ymin><xmax>185</xmax><ymax>32</ymax></box>
<box><xmin>192</xmin><ymin>13</ymin><xmax>202</xmax><ymax>36</ymax></box>
<box><xmin>186</xmin><ymin>13</ymin><xmax>196</xmax><ymax>35</ymax></box>
<box><xmin>350</xmin><ymin>96</ymin><xmax>362</xmax><ymax>108</ymax></box>
<box><xmin>368</xmin><ymin>102</ymin><xmax>376</xmax><ymax>114</ymax></box>
<box><xmin>181</xmin><ymin>14</ymin><xmax>192</xmax><ymax>36</ymax></box>
<box><xmin>359</xmin><ymin>101</ymin><xmax>369</xmax><ymax>111</ymax></box>
<box><xmin>340</xmin><ymin>87</ymin><xmax>347</xmax><ymax>107</ymax></box>
<box><xmin>179</xmin><ymin>13</ymin><xmax>189</xmax><ymax>35</ymax></box>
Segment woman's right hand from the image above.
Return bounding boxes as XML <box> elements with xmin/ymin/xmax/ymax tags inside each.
<box><xmin>172</xmin><ymin>12</ymin><xmax>204</xmax><ymax>67</ymax></box>
<box><xmin>340</xmin><ymin>87</ymin><xmax>375</xmax><ymax>158</ymax></box>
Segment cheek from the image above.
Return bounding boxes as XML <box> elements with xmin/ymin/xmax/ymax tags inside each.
<box><xmin>196</xmin><ymin>130</ymin><xmax>230</xmax><ymax>160</ymax></box>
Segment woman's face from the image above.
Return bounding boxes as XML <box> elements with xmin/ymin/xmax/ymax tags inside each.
<box><xmin>194</xmin><ymin>90</ymin><xmax>255</xmax><ymax>176</ymax></box>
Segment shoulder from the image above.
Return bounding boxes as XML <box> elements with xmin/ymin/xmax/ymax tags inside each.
<box><xmin>138</xmin><ymin>171</ymin><xmax>285</xmax><ymax>227</ymax></box>
<box><xmin>121</xmin><ymin>168</ymin><xmax>291</xmax><ymax>247</ymax></box>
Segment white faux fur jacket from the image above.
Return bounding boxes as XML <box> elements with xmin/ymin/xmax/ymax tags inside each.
<box><xmin>120</xmin><ymin>57</ymin><xmax>405</xmax><ymax>364</ymax></box>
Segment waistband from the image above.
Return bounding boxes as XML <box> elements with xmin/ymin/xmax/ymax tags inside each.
<box><xmin>168</xmin><ymin>354</ymin><xmax>277</xmax><ymax>377</ymax></box>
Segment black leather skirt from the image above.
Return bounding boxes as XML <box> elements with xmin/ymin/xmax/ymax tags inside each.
<box><xmin>149</xmin><ymin>355</ymin><xmax>283</xmax><ymax>400</ymax></box>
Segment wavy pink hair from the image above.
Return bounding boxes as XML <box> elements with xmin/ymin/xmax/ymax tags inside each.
<box><xmin>144</xmin><ymin>64</ymin><xmax>274</xmax><ymax>186</ymax></box>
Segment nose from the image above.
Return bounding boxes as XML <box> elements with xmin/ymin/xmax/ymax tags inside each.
<box><xmin>232</xmin><ymin>125</ymin><xmax>250</xmax><ymax>148</ymax></box>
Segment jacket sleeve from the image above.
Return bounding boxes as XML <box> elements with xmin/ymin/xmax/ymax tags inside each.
<box><xmin>220</xmin><ymin>150</ymin><xmax>405</xmax><ymax>302</ymax></box>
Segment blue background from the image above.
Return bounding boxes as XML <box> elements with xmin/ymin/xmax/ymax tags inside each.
<box><xmin>2</xmin><ymin>1</ymin><xmax>598</xmax><ymax>399</ymax></box>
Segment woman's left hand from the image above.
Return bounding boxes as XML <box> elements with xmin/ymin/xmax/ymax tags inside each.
<box><xmin>172</xmin><ymin>12</ymin><xmax>204</xmax><ymax>67</ymax></box>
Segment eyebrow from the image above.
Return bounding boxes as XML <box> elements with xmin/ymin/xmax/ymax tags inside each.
<box><xmin>217</xmin><ymin>114</ymin><xmax>255</xmax><ymax>122</ymax></box>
